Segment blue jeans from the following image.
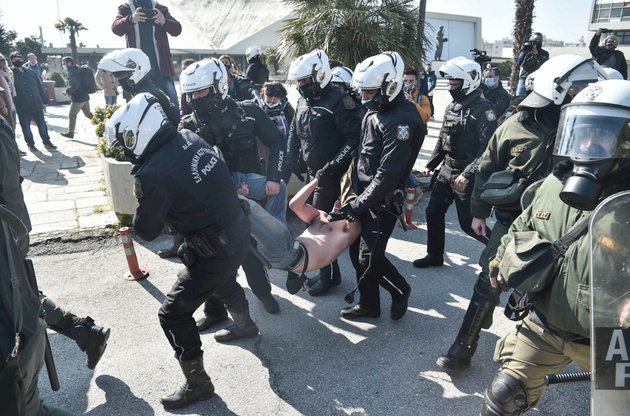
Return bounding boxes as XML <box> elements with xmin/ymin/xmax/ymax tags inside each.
<box><xmin>231</xmin><ymin>172</ymin><xmax>287</xmax><ymax>227</ymax></box>
<box><xmin>407</xmin><ymin>172</ymin><xmax>418</xmax><ymax>189</ymax></box>
<box><xmin>16</xmin><ymin>109</ymin><xmax>51</xmax><ymax>146</ymax></box>
<box><xmin>105</xmin><ymin>95</ymin><xmax>117</xmax><ymax>106</ymax></box>
<box><xmin>516</xmin><ymin>78</ymin><xmax>527</xmax><ymax>96</ymax></box>
<box><xmin>152</xmin><ymin>75</ymin><xmax>180</xmax><ymax>113</ymax></box>
<box><xmin>239</xmin><ymin>196</ymin><xmax>299</xmax><ymax>270</ymax></box>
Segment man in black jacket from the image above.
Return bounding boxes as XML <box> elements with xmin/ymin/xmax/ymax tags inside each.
<box><xmin>483</xmin><ymin>67</ymin><xmax>510</xmax><ymax>116</ymax></box>
<box><xmin>338</xmin><ymin>51</ymin><xmax>424</xmax><ymax>320</ymax></box>
<box><xmin>106</xmin><ymin>93</ymin><xmax>256</xmax><ymax>410</ymax></box>
<box><xmin>9</xmin><ymin>52</ymin><xmax>56</xmax><ymax>151</ymax></box>
<box><xmin>413</xmin><ymin>57</ymin><xmax>497</xmax><ymax>269</ymax></box>
<box><xmin>245</xmin><ymin>46</ymin><xmax>269</xmax><ymax>85</ymax></box>
<box><xmin>286</xmin><ymin>49</ymin><xmax>362</xmax><ymax>296</ymax></box>
<box><xmin>179</xmin><ymin>58</ymin><xmax>285</xmax><ymax>318</ymax></box>
<box><xmin>60</xmin><ymin>57</ymin><xmax>93</xmax><ymax>139</ymax></box>
<box><xmin>590</xmin><ymin>29</ymin><xmax>628</xmax><ymax>79</ymax></box>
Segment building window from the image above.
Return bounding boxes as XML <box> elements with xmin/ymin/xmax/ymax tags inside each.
<box><xmin>592</xmin><ymin>0</ymin><xmax>630</xmax><ymax>23</ymax></box>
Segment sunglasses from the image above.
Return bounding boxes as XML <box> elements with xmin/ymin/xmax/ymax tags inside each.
<box><xmin>266</xmin><ymin>84</ymin><xmax>284</xmax><ymax>92</ymax></box>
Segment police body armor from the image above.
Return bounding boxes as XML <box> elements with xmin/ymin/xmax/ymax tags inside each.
<box><xmin>191</xmin><ymin>102</ymin><xmax>260</xmax><ymax>176</ymax></box>
<box><xmin>440</xmin><ymin>90</ymin><xmax>484</xmax><ymax>171</ymax></box>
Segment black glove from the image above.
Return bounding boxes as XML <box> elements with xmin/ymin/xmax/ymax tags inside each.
<box><xmin>315</xmin><ymin>162</ymin><xmax>336</xmax><ymax>182</ymax></box>
<box><xmin>286</xmin><ymin>159</ymin><xmax>306</xmax><ymax>182</ymax></box>
<box><xmin>339</xmin><ymin>203</ymin><xmax>358</xmax><ymax>222</ymax></box>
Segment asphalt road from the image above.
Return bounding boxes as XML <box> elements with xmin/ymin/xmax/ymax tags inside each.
<box><xmin>32</xmin><ymin>197</ymin><xmax>590</xmax><ymax>415</ymax></box>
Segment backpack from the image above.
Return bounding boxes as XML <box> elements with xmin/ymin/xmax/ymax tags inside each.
<box><xmin>80</xmin><ymin>65</ymin><xmax>98</xmax><ymax>94</ymax></box>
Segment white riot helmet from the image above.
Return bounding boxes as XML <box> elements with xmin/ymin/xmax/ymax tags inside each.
<box><xmin>351</xmin><ymin>51</ymin><xmax>404</xmax><ymax>111</ymax></box>
<box><xmin>246</xmin><ymin>46</ymin><xmax>262</xmax><ymax>63</ymax></box>
<box><xmin>105</xmin><ymin>93</ymin><xmax>170</xmax><ymax>163</ymax></box>
<box><xmin>554</xmin><ymin>80</ymin><xmax>630</xmax><ymax>210</ymax></box>
<box><xmin>331</xmin><ymin>66</ymin><xmax>354</xmax><ymax>91</ymax></box>
<box><xmin>519</xmin><ymin>55</ymin><xmax>609</xmax><ymax>108</ymax></box>
<box><xmin>180</xmin><ymin>58</ymin><xmax>229</xmax><ymax>119</ymax></box>
<box><xmin>439</xmin><ymin>56</ymin><xmax>481</xmax><ymax>101</ymax></box>
<box><xmin>98</xmin><ymin>48</ymin><xmax>151</xmax><ymax>92</ymax></box>
<box><xmin>603</xmin><ymin>67</ymin><xmax>624</xmax><ymax>80</ymax></box>
<box><xmin>287</xmin><ymin>49</ymin><xmax>332</xmax><ymax>102</ymax></box>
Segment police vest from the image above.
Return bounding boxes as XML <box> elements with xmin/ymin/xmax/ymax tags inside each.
<box><xmin>440</xmin><ymin>92</ymin><xmax>484</xmax><ymax>169</ymax></box>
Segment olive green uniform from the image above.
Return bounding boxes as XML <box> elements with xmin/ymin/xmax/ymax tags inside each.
<box><xmin>472</xmin><ymin>108</ymin><xmax>557</xmax><ymax>272</ymax></box>
<box><xmin>489</xmin><ymin>174</ymin><xmax>606</xmax><ymax>409</ymax></box>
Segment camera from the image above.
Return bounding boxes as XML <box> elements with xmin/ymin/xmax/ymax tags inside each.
<box><xmin>470</xmin><ymin>49</ymin><xmax>491</xmax><ymax>66</ymax></box>
<box><xmin>601</xmin><ymin>28</ymin><xmax>610</xmax><ymax>33</ymax></box>
<box><xmin>140</xmin><ymin>8</ymin><xmax>157</xmax><ymax>25</ymax></box>
<box><xmin>522</xmin><ymin>42</ymin><xmax>534</xmax><ymax>52</ymax></box>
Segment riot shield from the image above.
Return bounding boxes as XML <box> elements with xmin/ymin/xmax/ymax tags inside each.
<box><xmin>590</xmin><ymin>190</ymin><xmax>630</xmax><ymax>414</ymax></box>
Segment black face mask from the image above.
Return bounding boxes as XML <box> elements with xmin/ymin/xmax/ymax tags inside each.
<box><xmin>191</xmin><ymin>89</ymin><xmax>225</xmax><ymax>121</ymax></box>
<box><xmin>560</xmin><ymin>158</ymin><xmax>618</xmax><ymax>210</ymax></box>
<box><xmin>12</xmin><ymin>60</ymin><xmax>23</xmax><ymax>68</ymax></box>
<box><xmin>117</xmin><ymin>75</ymin><xmax>136</xmax><ymax>92</ymax></box>
<box><xmin>298</xmin><ymin>81</ymin><xmax>323</xmax><ymax>103</ymax></box>
<box><xmin>449</xmin><ymin>83</ymin><xmax>467</xmax><ymax>102</ymax></box>
<box><xmin>606</xmin><ymin>44</ymin><xmax>616</xmax><ymax>50</ymax></box>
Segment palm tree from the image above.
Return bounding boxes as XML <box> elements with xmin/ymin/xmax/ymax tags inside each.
<box><xmin>277</xmin><ymin>0</ymin><xmax>427</xmax><ymax>70</ymax></box>
<box><xmin>54</xmin><ymin>18</ymin><xmax>88</xmax><ymax>62</ymax></box>
<box><xmin>509</xmin><ymin>0</ymin><xmax>536</xmax><ymax>97</ymax></box>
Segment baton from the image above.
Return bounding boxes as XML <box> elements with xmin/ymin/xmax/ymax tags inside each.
<box><xmin>545</xmin><ymin>371</ymin><xmax>590</xmax><ymax>387</ymax></box>
<box><xmin>24</xmin><ymin>259</ymin><xmax>61</xmax><ymax>391</ymax></box>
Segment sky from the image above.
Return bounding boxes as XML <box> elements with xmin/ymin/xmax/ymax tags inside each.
<box><xmin>1</xmin><ymin>0</ymin><xmax>596</xmax><ymax>50</ymax></box>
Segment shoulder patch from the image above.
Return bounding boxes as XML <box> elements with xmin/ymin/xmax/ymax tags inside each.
<box><xmin>510</xmin><ymin>145</ymin><xmax>527</xmax><ymax>154</ymax></box>
<box><xmin>396</xmin><ymin>124</ymin><xmax>410</xmax><ymax>141</ymax></box>
<box><xmin>134</xmin><ymin>177</ymin><xmax>143</xmax><ymax>199</ymax></box>
<box><xmin>342</xmin><ymin>95</ymin><xmax>356</xmax><ymax>110</ymax></box>
<box><xmin>485</xmin><ymin>109</ymin><xmax>497</xmax><ymax>122</ymax></box>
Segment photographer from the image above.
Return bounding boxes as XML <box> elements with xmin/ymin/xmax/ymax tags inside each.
<box><xmin>590</xmin><ymin>28</ymin><xmax>627</xmax><ymax>79</ymax></box>
<box><xmin>112</xmin><ymin>0</ymin><xmax>182</xmax><ymax>111</ymax></box>
<box><xmin>516</xmin><ymin>32</ymin><xmax>549</xmax><ymax>96</ymax></box>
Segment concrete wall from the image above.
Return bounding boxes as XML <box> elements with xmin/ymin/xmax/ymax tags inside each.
<box><xmin>425</xmin><ymin>12</ymin><xmax>482</xmax><ymax>64</ymax></box>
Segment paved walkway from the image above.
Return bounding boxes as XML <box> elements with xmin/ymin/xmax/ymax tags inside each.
<box><xmin>16</xmin><ymin>92</ymin><xmax>118</xmax><ymax>242</ymax></box>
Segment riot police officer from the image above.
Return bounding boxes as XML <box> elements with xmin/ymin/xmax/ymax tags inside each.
<box><xmin>99</xmin><ymin>48</ymin><xmax>182</xmax><ymax>258</ymax></box>
<box><xmin>338</xmin><ymin>51</ymin><xmax>425</xmax><ymax>320</ymax></box>
<box><xmin>413</xmin><ymin>57</ymin><xmax>497</xmax><ymax>268</ymax></box>
<box><xmin>245</xmin><ymin>45</ymin><xmax>270</xmax><ymax>85</ymax></box>
<box><xmin>286</xmin><ymin>49</ymin><xmax>362</xmax><ymax>296</ymax></box>
<box><xmin>98</xmin><ymin>48</ymin><xmax>180</xmax><ymax>125</ymax></box>
<box><xmin>179</xmin><ymin>59</ymin><xmax>285</xmax><ymax>319</ymax></box>
<box><xmin>437</xmin><ymin>55</ymin><xmax>606</xmax><ymax>371</ymax></box>
<box><xmin>480</xmin><ymin>79</ymin><xmax>629</xmax><ymax>415</ymax></box>
<box><xmin>106</xmin><ymin>93</ymin><xmax>256</xmax><ymax>410</ymax></box>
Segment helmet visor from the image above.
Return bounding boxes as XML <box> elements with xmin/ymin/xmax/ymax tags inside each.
<box><xmin>554</xmin><ymin>105</ymin><xmax>630</xmax><ymax>160</ymax></box>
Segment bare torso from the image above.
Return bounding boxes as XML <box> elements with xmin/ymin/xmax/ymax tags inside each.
<box><xmin>294</xmin><ymin>211</ymin><xmax>361</xmax><ymax>273</ymax></box>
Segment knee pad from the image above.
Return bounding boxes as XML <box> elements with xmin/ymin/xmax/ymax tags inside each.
<box><xmin>481</xmin><ymin>372</ymin><xmax>528</xmax><ymax>416</ymax></box>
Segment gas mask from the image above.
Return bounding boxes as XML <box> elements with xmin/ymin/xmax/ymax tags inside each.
<box><xmin>555</xmin><ymin>104</ymin><xmax>630</xmax><ymax>210</ymax></box>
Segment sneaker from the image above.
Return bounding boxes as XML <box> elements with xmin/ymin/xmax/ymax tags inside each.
<box><xmin>413</xmin><ymin>186</ymin><xmax>423</xmax><ymax>205</ymax></box>
<box><xmin>43</xmin><ymin>142</ymin><xmax>57</xmax><ymax>150</ymax></box>
<box><xmin>27</xmin><ymin>145</ymin><xmax>38</xmax><ymax>152</ymax></box>
<box><xmin>60</xmin><ymin>132</ymin><xmax>74</xmax><ymax>139</ymax></box>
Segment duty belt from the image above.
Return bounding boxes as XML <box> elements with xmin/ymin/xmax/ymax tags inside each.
<box><xmin>445</xmin><ymin>157</ymin><xmax>470</xmax><ymax>169</ymax></box>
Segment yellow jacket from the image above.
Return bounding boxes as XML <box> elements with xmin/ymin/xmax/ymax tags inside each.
<box><xmin>412</xmin><ymin>88</ymin><xmax>432</xmax><ymax>123</ymax></box>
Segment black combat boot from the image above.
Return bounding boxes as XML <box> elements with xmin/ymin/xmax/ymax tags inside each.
<box><xmin>51</xmin><ymin>314</ymin><xmax>110</xmax><ymax>369</ymax></box>
<box><xmin>158</xmin><ymin>231</ymin><xmax>185</xmax><ymax>259</ymax></box>
<box><xmin>258</xmin><ymin>293</ymin><xmax>280</xmax><ymax>314</ymax></box>
<box><xmin>160</xmin><ymin>356</ymin><xmax>215</xmax><ymax>409</ymax></box>
<box><xmin>437</xmin><ymin>272</ymin><xmax>501</xmax><ymax>371</ymax></box>
<box><xmin>308</xmin><ymin>261</ymin><xmax>341</xmax><ymax>296</ymax></box>
<box><xmin>412</xmin><ymin>254</ymin><xmax>444</xmax><ymax>268</ymax></box>
<box><xmin>340</xmin><ymin>304</ymin><xmax>381</xmax><ymax>320</ymax></box>
<box><xmin>196</xmin><ymin>308</ymin><xmax>229</xmax><ymax>332</ymax></box>
<box><xmin>214</xmin><ymin>310</ymin><xmax>259</xmax><ymax>342</ymax></box>
<box><xmin>391</xmin><ymin>285</ymin><xmax>411</xmax><ymax>321</ymax></box>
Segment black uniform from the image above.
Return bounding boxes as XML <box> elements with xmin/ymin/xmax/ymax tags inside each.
<box><xmin>287</xmin><ymin>85</ymin><xmax>362</xmax><ymax>210</ymax></box>
<box><xmin>349</xmin><ymin>94</ymin><xmax>425</xmax><ymax>308</ymax></box>
<box><xmin>132</xmin><ymin>78</ymin><xmax>180</xmax><ymax>125</ymax></box>
<box><xmin>484</xmin><ymin>83</ymin><xmax>510</xmax><ymax>118</ymax></box>
<box><xmin>179</xmin><ymin>98</ymin><xmax>284</xmax><ymax>312</ymax></box>
<box><xmin>246</xmin><ymin>57</ymin><xmax>270</xmax><ymax>85</ymax></box>
<box><xmin>425</xmin><ymin>89</ymin><xmax>498</xmax><ymax>258</ymax></box>
<box><xmin>229</xmin><ymin>74</ymin><xmax>262</xmax><ymax>102</ymax></box>
<box><xmin>287</xmin><ymin>84</ymin><xmax>361</xmax><ymax>291</ymax></box>
<box><xmin>134</xmin><ymin>127</ymin><xmax>251</xmax><ymax>362</ymax></box>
